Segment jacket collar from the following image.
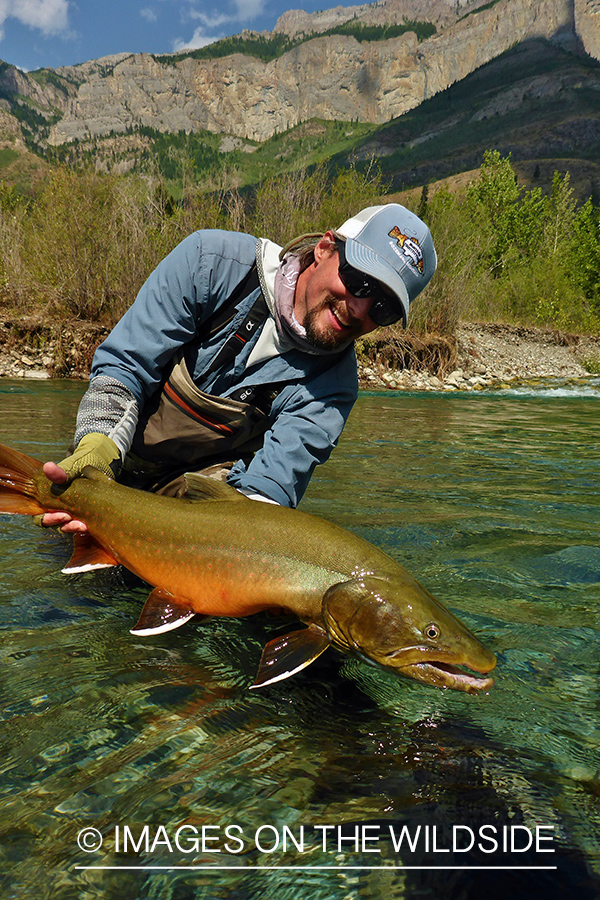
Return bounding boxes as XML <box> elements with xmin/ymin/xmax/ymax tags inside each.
<box><xmin>256</xmin><ymin>237</ymin><xmax>281</xmax><ymax>314</ymax></box>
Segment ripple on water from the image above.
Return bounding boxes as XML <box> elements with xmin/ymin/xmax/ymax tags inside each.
<box><xmin>0</xmin><ymin>380</ymin><xmax>599</xmax><ymax>898</ymax></box>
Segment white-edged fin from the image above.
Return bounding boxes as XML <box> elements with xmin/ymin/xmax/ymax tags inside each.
<box><xmin>183</xmin><ymin>472</ymin><xmax>248</xmax><ymax>502</ymax></box>
<box><xmin>62</xmin><ymin>533</ymin><xmax>118</xmax><ymax>574</ymax></box>
<box><xmin>130</xmin><ymin>587</ymin><xmax>195</xmax><ymax>636</ymax></box>
<box><xmin>250</xmin><ymin>624</ymin><xmax>330</xmax><ymax>689</ymax></box>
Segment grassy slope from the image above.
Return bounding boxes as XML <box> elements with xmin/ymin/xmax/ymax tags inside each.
<box><xmin>333</xmin><ymin>39</ymin><xmax>600</xmax><ymax>201</ymax></box>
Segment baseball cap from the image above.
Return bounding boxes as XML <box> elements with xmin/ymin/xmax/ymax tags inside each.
<box><xmin>336</xmin><ymin>204</ymin><xmax>437</xmax><ymax>327</ymax></box>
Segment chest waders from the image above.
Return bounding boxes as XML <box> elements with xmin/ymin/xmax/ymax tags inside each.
<box><xmin>121</xmin><ymin>266</ymin><xmax>280</xmax><ymax>496</ymax></box>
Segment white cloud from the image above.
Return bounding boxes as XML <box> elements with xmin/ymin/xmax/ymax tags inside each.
<box><xmin>174</xmin><ymin>0</ymin><xmax>266</xmax><ymax>52</ymax></box>
<box><xmin>140</xmin><ymin>7</ymin><xmax>157</xmax><ymax>24</ymax></box>
<box><xmin>231</xmin><ymin>0</ymin><xmax>265</xmax><ymax>19</ymax></box>
<box><xmin>172</xmin><ymin>27</ymin><xmax>221</xmax><ymax>53</ymax></box>
<box><xmin>0</xmin><ymin>0</ymin><xmax>70</xmax><ymax>40</ymax></box>
<box><xmin>188</xmin><ymin>10</ymin><xmax>232</xmax><ymax>28</ymax></box>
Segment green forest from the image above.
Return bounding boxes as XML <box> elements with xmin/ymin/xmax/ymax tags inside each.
<box><xmin>1</xmin><ymin>151</ymin><xmax>599</xmax><ymax>345</ymax></box>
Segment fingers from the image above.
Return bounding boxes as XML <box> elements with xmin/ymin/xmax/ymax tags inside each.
<box><xmin>41</xmin><ymin>512</ymin><xmax>71</xmax><ymax>526</ymax></box>
<box><xmin>40</xmin><ymin>511</ymin><xmax>88</xmax><ymax>534</ymax></box>
<box><xmin>58</xmin><ymin>519</ymin><xmax>89</xmax><ymax>534</ymax></box>
<box><xmin>43</xmin><ymin>461</ymin><xmax>69</xmax><ymax>484</ymax></box>
<box><xmin>38</xmin><ymin>463</ymin><xmax>88</xmax><ymax>533</ymax></box>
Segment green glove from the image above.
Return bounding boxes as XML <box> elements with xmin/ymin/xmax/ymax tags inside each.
<box><xmin>58</xmin><ymin>433</ymin><xmax>121</xmax><ymax>481</ymax></box>
<box><xmin>32</xmin><ymin>434</ymin><xmax>121</xmax><ymax>528</ymax></box>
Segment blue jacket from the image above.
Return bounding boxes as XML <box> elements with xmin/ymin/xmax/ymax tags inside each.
<box><xmin>91</xmin><ymin>229</ymin><xmax>359</xmax><ymax>507</ymax></box>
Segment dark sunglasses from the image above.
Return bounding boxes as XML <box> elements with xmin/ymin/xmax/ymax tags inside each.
<box><xmin>335</xmin><ymin>239</ymin><xmax>404</xmax><ymax>327</ymax></box>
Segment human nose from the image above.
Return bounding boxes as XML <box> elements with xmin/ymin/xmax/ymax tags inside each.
<box><xmin>345</xmin><ymin>293</ymin><xmax>373</xmax><ymax>321</ymax></box>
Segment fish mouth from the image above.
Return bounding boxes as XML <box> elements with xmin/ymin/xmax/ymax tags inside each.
<box><xmin>397</xmin><ymin>660</ymin><xmax>495</xmax><ymax>694</ymax></box>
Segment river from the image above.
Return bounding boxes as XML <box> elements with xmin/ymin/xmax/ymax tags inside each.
<box><xmin>0</xmin><ymin>377</ymin><xmax>599</xmax><ymax>899</ymax></box>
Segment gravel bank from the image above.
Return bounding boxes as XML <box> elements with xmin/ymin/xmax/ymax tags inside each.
<box><xmin>360</xmin><ymin>322</ymin><xmax>600</xmax><ymax>391</ymax></box>
<box><xmin>1</xmin><ymin>318</ymin><xmax>599</xmax><ymax>390</ymax></box>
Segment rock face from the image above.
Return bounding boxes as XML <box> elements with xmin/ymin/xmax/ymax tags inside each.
<box><xmin>273</xmin><ymin>0</ymin><xmax>489</xmax><ymax>35</ymax></box>
<box><xmin>575</xmin><ymin>0</ymin><xmax>600</xmax><ymax>58</ymax></box>
<box><xmin>0</xmin><ymin>0</ymin><xmax>596</xmax><ymax>146</ymax></box>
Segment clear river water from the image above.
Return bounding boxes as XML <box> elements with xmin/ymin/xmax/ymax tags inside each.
<box><xmin>0</xmin><ymin>377</ymin><xmax>599</xmax><ymax>900</ymax></box>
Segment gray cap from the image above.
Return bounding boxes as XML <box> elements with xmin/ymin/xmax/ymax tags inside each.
<box><xmin>337</xmin><ymin>203</ymin><xmax>437</xmax><ymax>326</ymax></box>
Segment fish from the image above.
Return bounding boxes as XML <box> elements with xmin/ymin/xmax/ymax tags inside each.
<box><xmin>0</xmin><ymin>441</ymin><xmax>496</xmax><ymax>692</ymax></box>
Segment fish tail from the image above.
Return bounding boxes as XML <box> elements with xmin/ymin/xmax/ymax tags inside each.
<box><xmin>0</xmin><ymin>442</ymin><xmax>47</xmax><ymax>516</ymax></box>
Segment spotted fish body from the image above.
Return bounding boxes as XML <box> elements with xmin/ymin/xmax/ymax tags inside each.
<box><xmin>0</xmin><ymin>442</ymin><xmax>496</xmax><ymax>692</ymax></box>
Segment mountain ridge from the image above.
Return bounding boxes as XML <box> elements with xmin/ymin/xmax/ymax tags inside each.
<box><xmin>0</xmin><ymin>0</ymin><xmax>599</xmax><ymax>198</ymax></box>
<box><xmin>0</xmin><ymin>0</ymin><xmax>593</xmax><ymax>147</ymax></box>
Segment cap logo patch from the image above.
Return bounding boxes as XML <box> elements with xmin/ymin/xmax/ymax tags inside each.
<box><xmin>388</xmin><ymin>226</ymin><xmax>424</xmax><ymax>274</ymax></box>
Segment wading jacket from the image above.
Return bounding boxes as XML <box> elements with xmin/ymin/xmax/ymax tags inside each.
<box><xmin>88</xmin><ymin>229</ymin><xmax>359</xmax><ymax>507</ymax></box>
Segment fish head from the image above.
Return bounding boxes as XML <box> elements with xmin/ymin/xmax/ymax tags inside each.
<box><xmin>321</xmin><ymin>573</ymin><xmax>496</xmax><ymax>693</ymax></box>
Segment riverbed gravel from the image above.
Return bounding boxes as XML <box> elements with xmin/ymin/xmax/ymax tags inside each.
<box><xmin>359</xmin><ymin>322</ymin><xmax>600</xmax><ymax>391</ymax></box>
<box><xmin>1</xmin><ymin>320</ymin><xmax>600</xmax><ymax>389</ymax></box>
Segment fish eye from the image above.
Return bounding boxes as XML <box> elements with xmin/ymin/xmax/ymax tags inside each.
<box><xmin>424</xmin><ymin>623</ymin><xmax>440</xmax><ymax>640</ymax></box>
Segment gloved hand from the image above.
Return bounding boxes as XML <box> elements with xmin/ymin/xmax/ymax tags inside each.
<box><xmin>33</xmin><ymin>434</ymin><xmax>121</xmax><ymax>530</ymax></box>
<box><xmin>55</xmin><ymin>433</ymin><xmax>121</xmax><ymax>482</ymax></box>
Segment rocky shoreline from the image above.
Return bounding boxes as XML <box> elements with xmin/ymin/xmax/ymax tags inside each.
<box><xmin>1</xmin><ymin>318</ymin><xmax>599</xmax><ymax>390</ymax></box>
<box><xmin>0</xmin><ymin>319</ymin><xmax>109</xmax><ymax>381</ymax></box>
<box><xmin>359</xmin><ymin>322</ymin><xmax>600</xmax><ymax>391</ymax></box>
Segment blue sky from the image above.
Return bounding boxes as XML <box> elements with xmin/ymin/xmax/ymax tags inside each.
<box><xmin>0</xmin><ymin>0</ymin><xmax>361</xmax><ymax>71</ymax></box>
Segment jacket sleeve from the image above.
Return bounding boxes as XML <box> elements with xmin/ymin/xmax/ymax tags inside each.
<box><xmin>76</xmin><ymin>230</ymin><xmax>256</xmax><ymax>452</ymax></box>
<box><xmin>227</xmin><ymin>349</ymin><xmax>358</xmax><ymax>507</ymax></box>
<box><xmin>91</xmin><ymin>231</ymin><xmax>254</xmax><ymax>403</ymax></box>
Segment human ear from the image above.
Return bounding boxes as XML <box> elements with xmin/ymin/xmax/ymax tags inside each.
<box><xmin>314</xmin><ymin>231</ymin><xmax>337</xmax><ymax>264</ymax></box>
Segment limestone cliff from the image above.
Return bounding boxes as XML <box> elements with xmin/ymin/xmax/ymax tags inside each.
<box><xmin>0</xmin><ymin>0</ymin><xmax>596</xmax><ymax>148</ymax></box>
<box><xmin>272</xmin><ymin>0</ymin><xmax>487</xmax><ymax>35</ymax></box>
<box><xmin>575</xmin><ymin>0</ymin><xmax>600</xmax><ymax>58</ymax></box>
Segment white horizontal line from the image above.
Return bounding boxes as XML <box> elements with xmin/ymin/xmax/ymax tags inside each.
<box><xmin>74</xmin><ymin>865</ymin><xmax>558</xmax><ymax>871</ymax></box>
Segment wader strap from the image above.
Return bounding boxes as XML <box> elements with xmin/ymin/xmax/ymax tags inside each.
<box><xmin>202</xmin><ymin>264</ymin><xmax>261</xmax><ymax>338</ymax></box>
<box><xmin>201</xmin><ymin>291</ymin><xmax>269</xmax><ymax>381</ymax></box>
<box><xmin>185</xmin><ymin>261</ymin><xmax>279</xmax><ymax>415</ymax></box>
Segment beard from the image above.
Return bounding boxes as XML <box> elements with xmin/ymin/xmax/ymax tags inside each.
<box><xmin>303</xmin><ymin>297</ymin><xmax>363</xmax><ymax>352</ymax></box>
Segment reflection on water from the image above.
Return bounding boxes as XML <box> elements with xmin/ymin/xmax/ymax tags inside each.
<box><xmin>0</xmin><ymin>378</ymin><xmax>599</xmax><ymax>899</ymax></box>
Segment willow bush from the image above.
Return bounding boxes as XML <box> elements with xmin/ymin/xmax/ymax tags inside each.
<box><xmin>412</xmin><ymin>151</ymin><xmax>600</xmax><ymax>335</ymax></box>
<box><xmin>0</xmin><ymin>163</ymin><xmax>386</xmax><ymax>324</ymax></box>
<box><xmin>1</xmin><ymin>152</ymin><xmax>600</xmax><ymax>336</ymax></box>
<box><xmin>22</xmin><ymin>170</ymin><xmax>184</xmax><ymax>321</ymax></box>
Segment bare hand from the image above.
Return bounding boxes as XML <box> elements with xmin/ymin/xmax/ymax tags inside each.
<box><xmin>41</xmin><ymin>461</ymin><xmax>88</xmax><ymax>533</ymax></box>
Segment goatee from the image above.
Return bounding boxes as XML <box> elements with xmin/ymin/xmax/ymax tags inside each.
<box><xmin>303</xmin><ymin>299</ymin><xmax>362</xmax><ymax>352</ymax></box>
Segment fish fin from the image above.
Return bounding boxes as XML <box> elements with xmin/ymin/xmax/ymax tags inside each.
<box><xmin>250</xmin><ymin>624</ymin><xmax>330</xmax><ymax>689</ymax></box>
<box><xmin>130</xmin><ymin>587</ymin><xmax>196</xmax><ymax>636</ymax></box>
<box><xmin>182</xmin><ymin>473</ymin><xmax>248</xmax><ymax>503</ymax></box>
<box><xmin>62</xmin><ymin>534</ymin><xmax>119</xmax><ymax>573</ymax></box>
<box><xmin>0</xmin><ymin>442</ymin><xmax>45</xmax><ymax>516</ymax></box>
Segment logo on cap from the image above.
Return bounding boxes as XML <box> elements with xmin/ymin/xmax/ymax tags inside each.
<box><xmin>388</xmin><ymin>226</ymin><xmax>424</xmax><ymax>274</ymax></box>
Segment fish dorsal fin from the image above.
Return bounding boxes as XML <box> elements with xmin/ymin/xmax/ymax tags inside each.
<box><xmin>130</xmin><ymin>587</ymin><xmax>196</xmax><ymax>636</ymax></box>
<box><xmin>250</xmin><ymin>624</ymin><xmax>330</xmax><ymax>689</ymax></box>
<box><xmin>62</xmin><ymin>534</ymin><xmax>119</xmax><ymax>573</ymax></box>
<box><xmin>183</xmin><ymin>472</ymin><xmax>248</xmax><ymax>502</ymax></box>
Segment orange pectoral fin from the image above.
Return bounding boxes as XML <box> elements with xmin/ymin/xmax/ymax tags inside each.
<box><xmin>130</xmin><ymin>587</ymin><xmax>196</xmax><ymax>636</ymax></box>
<box><xmin>62</xmin><ymin>534</ymin><xmax>119</xmax><ymax>573</ymax></box>
<box><xmin>250</xmin><ymin>624</ymin><xmax>330</xmax><ymax>689</ymax></box>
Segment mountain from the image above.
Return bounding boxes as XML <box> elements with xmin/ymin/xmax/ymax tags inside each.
<box><xmin>0</xmin><ymin>0</ymin><xmax>599</xmax><ymax>195</ymax></box>
<box><xmin>337</xmin><ymin>37</ymin><xmax>600</xmax><ymax>200</ymax></box>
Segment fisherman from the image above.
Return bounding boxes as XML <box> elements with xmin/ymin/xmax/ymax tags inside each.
<box><xmin>41</xmin><ymin>203</ymin><xmax>436</xmax><ymax>532</ymax></box>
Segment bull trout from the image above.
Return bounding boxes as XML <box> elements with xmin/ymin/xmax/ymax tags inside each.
<box><xmin>0</xmin><ymin>442</ymin><xmax>496</xmax><ymax>692</ymax></box>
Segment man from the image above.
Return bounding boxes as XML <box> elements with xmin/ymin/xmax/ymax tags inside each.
<box><xmin>42</xmin><ymin>203</ymin><xmax>436</xmax><ymax>532</ymax></box>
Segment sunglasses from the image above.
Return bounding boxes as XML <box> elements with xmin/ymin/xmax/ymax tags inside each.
<box><xmin>335</xmin><ymin>239</ymin><xmax>404</xmax><ymax>327</ymax></box>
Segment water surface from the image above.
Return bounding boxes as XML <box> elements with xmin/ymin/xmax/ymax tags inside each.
<box><xmin>0</xmin><ymin>378</ymin><xmax>598</xmax><ymax>899</ymax></box>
